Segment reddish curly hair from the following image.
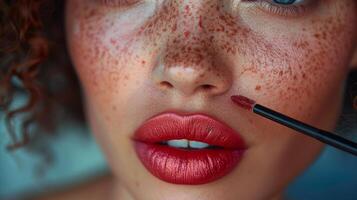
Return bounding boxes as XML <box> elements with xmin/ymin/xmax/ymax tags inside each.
<box><xmin>0</xmin><ymin>0</ymin><xmax>356</xmax><ymax>151</ymax></box>
<box><xmin>1</xmin><ymin>0</ymin><xmax>83</xmax><ymax>151</ymax></box>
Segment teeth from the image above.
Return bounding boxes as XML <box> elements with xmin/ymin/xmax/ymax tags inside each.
<box><xmin>167</xmin><ymin>139</ymin><xmax>189</xmax><ymax>148</ymax></box>
<box><xmin>189</xmin><ymin>141</ymin><xmax>209</xmax><ymax>149</ymax></box>
<box><xmin>166</xmin><ymin>139</ymin><xmax>210</xmax><ymax>149</ymax></box>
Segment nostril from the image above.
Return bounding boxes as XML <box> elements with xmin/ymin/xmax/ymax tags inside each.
<box><xmin>201</xmin><ymin>84</ymin><xmax>215</xmax><ymax>90</ymax></box>
<box><xmin>160</xmin><ymin>81</ymin><xmax>173</xmax><ymax>89</ymax></box>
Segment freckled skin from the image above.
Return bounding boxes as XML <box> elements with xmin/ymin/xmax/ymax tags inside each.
<box><xmin>65</xmin><ymin>1</ymin><xmax>357</xmax><ymax>200</ymax></box>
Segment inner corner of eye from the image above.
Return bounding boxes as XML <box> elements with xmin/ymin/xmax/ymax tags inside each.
<box><xmin>100</xmin><ymin>0</ymin><xmax>140</xmax><ymax>7</ymax></box>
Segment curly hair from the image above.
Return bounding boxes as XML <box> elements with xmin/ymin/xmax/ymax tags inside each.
<box><xmin>0</xmin><ymin>0</ymin><xmax>356</xmax><ymax>152</ymax></box>
<box><xmin>0</xmin><ymin>0</ymin><xmax>83</xmax><ymax>151</ymax></box>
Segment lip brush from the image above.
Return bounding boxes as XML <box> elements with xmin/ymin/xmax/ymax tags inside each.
<box><xmin>231</xmin><ymin>95</ymin><xmax>357</xmax><ymax>156</ymax></box>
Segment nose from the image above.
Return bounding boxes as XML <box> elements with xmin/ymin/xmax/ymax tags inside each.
<box><xmin>151</xmin><ymin>4</ymin><xmax>233</xmax><ymax>97</ymax></box>
<box><xmin>153</xmin><ymin>61</ymin><xmax>232</xmax><ymax>96</ymax></box>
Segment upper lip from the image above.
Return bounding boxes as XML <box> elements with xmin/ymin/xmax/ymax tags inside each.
<box><xmin>132</xmin><ymin>112</ymin><xmax>246</xmax><ymax>149</ymax></box>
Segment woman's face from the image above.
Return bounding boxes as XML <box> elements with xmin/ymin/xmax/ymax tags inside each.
<box><xmin>65</xmin><ymin>0</ymin><xmax>357</xmax><ymax>199</ymax></box>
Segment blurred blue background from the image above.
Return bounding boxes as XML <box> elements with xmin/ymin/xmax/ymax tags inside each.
<box><xmin>0</xmin><ymin>96</ymin><xmax>356</xmax><ymax>200</ymax></box>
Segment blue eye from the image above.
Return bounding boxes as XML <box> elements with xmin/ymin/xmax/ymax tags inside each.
<box><xmin>250</xmin><ymin>0</ymin><xmax>314</xmax><ymax>17</ymax></box>
<box><xmin>272</xmin><ymin>0</ymin><xmax>303</xmax><ymax>5</ymax></box>
<box><xmin>273</xmin><ymin>0</ymin><xmax>296</xmax><ymax>5</ymax></box>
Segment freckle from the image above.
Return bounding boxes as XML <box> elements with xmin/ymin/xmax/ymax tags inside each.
<box><xmin>199</xmin><ymin>73</ymin><xmax>205</xmax><ymax>78</ymax></box>
<box><xmin>92</xmin><ymin>79</ymin><xmax>99</xmax><ymax>87</ymax></box>
<box><xmin>86</xmin><ymin>9</ymin><xmax>98</xmax><ymax>18</ymax></box>
<box><xmin>135</xmin><ymin>181</ymin><xmax>140</xmax><ymax>187</ymax></box>
<box><xmin>172</xmin><ymin>23</ymin><xmax>177</xmax><ymax>32</ymax></box>
<box><xmin>141</xmin><ymin>60</ymin><xmax>146</xmax><ymax>65</ymax></box>
<box><xmin>198</xmin><ymin>16</ymin><xmax>203</xmax><ymax>28</ymax></box>
<box><xmin>279</xmin><ymin>71</ymin><xmax>283</xmax><ymax>76</ymax></box>
<box><xmin>124</xmin><ymin>75</ymin><xmax>130</xmax><ymax>80</ymax></box>
<box><xmin>314</xmin><ymin>33</ymin><xmax>320</xmax><ymax>38</ymax></box>
<box><xmin>184</xmin><ymin>5</ymin><xmax>190</xmax><ymax>13</ymax></box>
<box><xmin>255</xmin><ymin>85</ymin><xmax>261</xmax><ymax>91</ymax></box>
<box><xmin>112</xmin><ymin>105</ymin><xmax>117</xmax><ymax>111</ymax></box>
<box><xmin>184</xmin><ymin>31</ymin><xmax>190</xmax><ymax>38</ymax></box>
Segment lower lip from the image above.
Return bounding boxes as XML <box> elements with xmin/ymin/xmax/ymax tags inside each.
<box><xmin>134</xmin><ymin>141</ymin><xmax>245</xmax><ymax>185</ymax></box>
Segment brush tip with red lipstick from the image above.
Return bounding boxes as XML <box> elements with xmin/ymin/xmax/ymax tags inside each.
<box><xmin>231</xmin><ymin>95</ymin><xmax>256</xmax><ymax>111</ymax></box>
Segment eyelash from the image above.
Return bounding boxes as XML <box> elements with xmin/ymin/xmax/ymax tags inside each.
<box><xmin>249</xmin><ymin>0</ymin><xmax>315</xmax><ymax>17</ymax></box>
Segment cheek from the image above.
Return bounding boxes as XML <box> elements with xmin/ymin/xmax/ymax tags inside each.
<box><xmin>65</xmin><ymin>2</ymin><xmax>156</xmax><ymax>98</ymax></box>
<box><xmin>238</xmin><ymin>9</ymin><xmax>356</xmax><ymax>124</ymax></box>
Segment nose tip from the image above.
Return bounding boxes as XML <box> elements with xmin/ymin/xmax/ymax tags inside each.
<box><xmin>152</xmin><ymin>62</ymin><xmax>231</xmax><ymax>97</ymax></box>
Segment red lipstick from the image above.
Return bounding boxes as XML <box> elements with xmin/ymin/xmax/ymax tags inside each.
<box><xmin>132</xmin><ymin>112</ymin><xmax>246</xmax><ymax>185</ymax></box>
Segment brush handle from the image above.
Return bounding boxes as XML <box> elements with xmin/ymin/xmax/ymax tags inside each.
<box><xmin>253</xmin><ymin>104</ymin><xmax>357</xmax><ymax>156</ymax></box>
